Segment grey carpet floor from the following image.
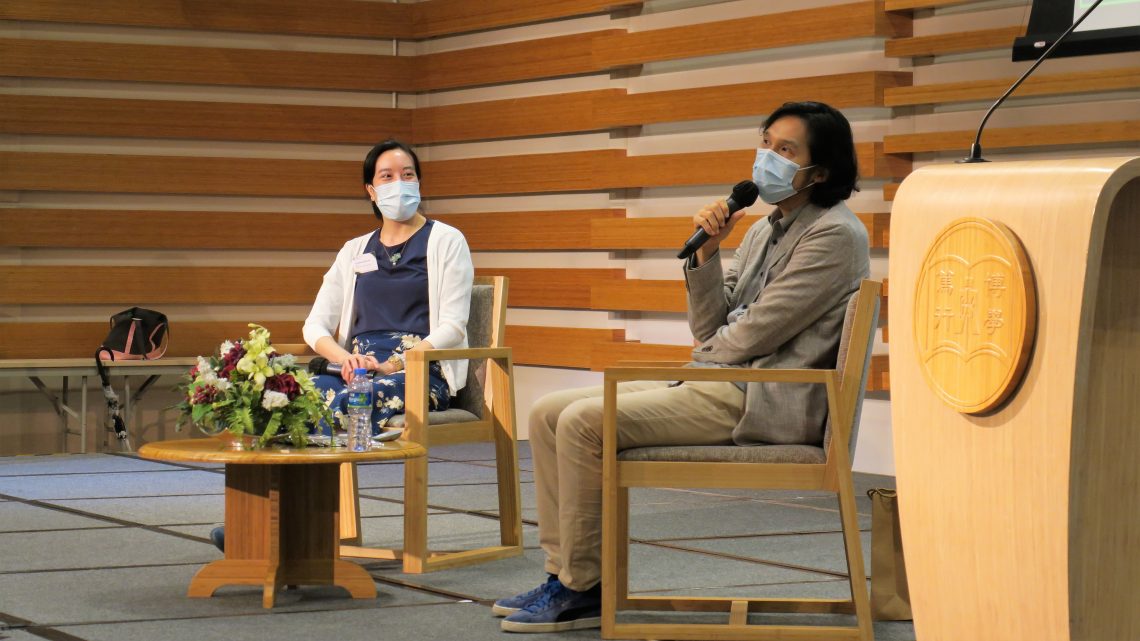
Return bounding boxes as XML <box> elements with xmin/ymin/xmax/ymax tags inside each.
<box><xmin>0</xmin><ymin>442</ymin><xmax>915</xmax><ymax>641</ymax></box>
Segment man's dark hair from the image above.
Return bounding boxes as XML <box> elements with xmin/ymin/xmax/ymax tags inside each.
<box><xmin>362</xmin><ymin>139</ymin><xmax>422</xmax><ymax>219</ymax></box>
<box><xmin>762</xmin><ymin>102</ymin><xmax>859</xmax><ymax>208</ymax></box>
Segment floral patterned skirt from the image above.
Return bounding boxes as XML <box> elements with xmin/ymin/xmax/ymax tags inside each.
<box><xmin>311</xmin><ymin>331</ymin><xmax>450</xmax><ymax>435</ymax></box>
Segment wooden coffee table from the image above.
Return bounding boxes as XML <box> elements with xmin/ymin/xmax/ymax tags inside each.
<box><xmin>138</xmin><ymin>438</ymin><xmax>425</xmax><ymax>608</ymax></box>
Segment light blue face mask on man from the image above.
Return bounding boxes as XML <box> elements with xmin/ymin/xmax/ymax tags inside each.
<box><xmin>752</xmin><ymin>148</ymin><xmax>816</xmax><ymax>205</ymax></box>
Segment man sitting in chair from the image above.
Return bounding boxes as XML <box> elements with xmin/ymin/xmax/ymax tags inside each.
<box><xmin>495</xmin><ymin>101</ymin><xmax>871</xmax><ymax>633</ymax></box>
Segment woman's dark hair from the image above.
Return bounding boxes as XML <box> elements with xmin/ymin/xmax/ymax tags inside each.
<box><xmin>762</xmin><ymin>101</ymin><xmax>859</xmax><ymax>208</ymax></box>
<box><xmin>362</xmin><ymin>139</ymin><xmax>422</xmax><ymax>219</ymax></box>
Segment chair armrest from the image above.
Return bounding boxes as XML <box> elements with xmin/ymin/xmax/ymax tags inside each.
<box><xmin>604</xmin><ymin>366</ymin><xmax>834</xmax><ymax>385</ymax></box>
<box><xmin>405</xmin><ymin>347</ymin><xmax>511</xmax><ymax>363</ymax></box>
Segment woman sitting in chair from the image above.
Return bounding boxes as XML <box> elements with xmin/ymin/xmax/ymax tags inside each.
<box><xmin>303</xmin><ymin>139</ymin><xmax>474</xmax><ymax>435</ymax></box>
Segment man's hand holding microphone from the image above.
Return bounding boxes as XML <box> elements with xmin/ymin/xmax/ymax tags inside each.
<box><xmin>677</xmin><ymin>180</ymin><xmax>759</xmax><ymax>265</ymax></box>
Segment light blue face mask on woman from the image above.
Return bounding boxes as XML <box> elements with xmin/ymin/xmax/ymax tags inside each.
<box><xmin>373</xmin><ymin>180</ymin><xmax>421</xmax><ymax>221</ymax></box>
<box><xmin>752</xmin><ymin>148</ymin><xmax>816</xmax><ymax>205</ymax></box>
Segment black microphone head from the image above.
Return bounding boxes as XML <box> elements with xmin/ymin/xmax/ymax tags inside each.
<box><xmin>308</xmin><ymin>357</ymin><xmax>330</xmax><ymax>376</ymax></box>
<box><xmin>730</xmin><ymin>180</ymin><xmax>760</xmax><ymax>208</ymax></box>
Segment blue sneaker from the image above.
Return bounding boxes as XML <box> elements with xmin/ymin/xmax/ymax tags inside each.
<box><xmin>492</xmin><ymin>574</ymin><xmax>558</xmax><ymax>616</ymax></box>
<box><xmin>500</xmin><ymin>581</ymin><xmax>601</xmax><ymax>633</ymax></box>
<box><xmin>209</xmin><ymin>526</ymin><xmax>225</xmax><ymax>553</ymax></box>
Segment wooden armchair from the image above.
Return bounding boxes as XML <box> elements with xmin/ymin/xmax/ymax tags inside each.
<box><xmin>338</xmin><ymin>275</ymin><xmax>523</xmax><ymax>573</ymax></box>
<box><xmin>600</xmin><ymin>279</ymin><xmax>882</xmax><ymax>640</ymax></box>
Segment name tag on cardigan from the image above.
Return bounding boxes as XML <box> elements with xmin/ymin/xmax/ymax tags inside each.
<box><xmin>352</xmin><ymin>254</ymin><xmax>379</xmax><ymax>274</ymax></box>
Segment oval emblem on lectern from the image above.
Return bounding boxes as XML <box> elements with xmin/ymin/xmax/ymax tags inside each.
<box><xmin>913</xmin><ymin>217</ymin><xmax>1036</xmax><ymax>414</ymax></box>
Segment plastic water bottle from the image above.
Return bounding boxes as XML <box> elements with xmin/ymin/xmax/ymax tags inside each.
<box><xmin>346</xmin><ymin>368</ymin><xmax>372</xmax><ymax>452</ymax></box>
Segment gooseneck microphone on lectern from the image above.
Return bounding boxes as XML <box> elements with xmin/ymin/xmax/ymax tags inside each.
<box><xmin>959</xmin><ymin>0</ymin><xmax>1106</xmax><ymax>163</ymax></box>
<box><xmin>677</xmin><ymin>180</ymin><xmax>760</xmax><ymax>260</ymax></box>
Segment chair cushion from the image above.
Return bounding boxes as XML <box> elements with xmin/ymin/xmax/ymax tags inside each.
<box><xmin>618</xmin><ymin>444</ymin><xmax>826</xmax><ymax>464</ymax></box>
<box><xmin>388</xmin><ymin>408</ymin><xmax>481</xmax><ymax>427</ymax></box>
<box><xmin>453</xmin><ymin>283</ymin><xmax>494</xmax><ymax>417</ymax></box>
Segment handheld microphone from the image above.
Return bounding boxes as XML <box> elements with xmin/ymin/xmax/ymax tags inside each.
<box><xmin>959</xmin><ymin>0</ymin><xmax>1105</xmax><ymax>163</ymax></box>
<box><xmin>677</xmin><ymin>180</ymin><xmax>760</xmax><ymax>260</ymax></box>
<box><xmin>308</xmin><ymin>356</ymin><xmax>342</xmax><ymax>376</ymax></box>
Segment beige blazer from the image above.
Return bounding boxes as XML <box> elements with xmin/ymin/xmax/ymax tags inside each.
<box><xmin>684</xmin><ymin>201</ymin><xmax>870</xmax><ymax>445</ymax></box>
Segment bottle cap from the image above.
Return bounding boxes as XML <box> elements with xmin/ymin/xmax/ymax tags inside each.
<box><xmin>353</xmin><ymin>367</ymin><xmax>368</xmax><ymax>375</ymax></box>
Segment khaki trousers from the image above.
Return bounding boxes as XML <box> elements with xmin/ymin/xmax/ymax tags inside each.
<box><xmin>530</xmin><ymin>380</ymin><xmax>745</xmax><ymax>590</ymax></box>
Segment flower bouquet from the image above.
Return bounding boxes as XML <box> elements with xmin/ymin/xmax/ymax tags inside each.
<box><xmin>175</xmin><ymin>324</ymin><xmax>331</xmax><ymax>448</ymax></box>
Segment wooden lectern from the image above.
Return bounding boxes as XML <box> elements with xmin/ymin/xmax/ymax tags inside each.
<box><xmin>889</xmin><ymin>156</ymin><xmax>1140</xmax><ymax>641</ymax></box>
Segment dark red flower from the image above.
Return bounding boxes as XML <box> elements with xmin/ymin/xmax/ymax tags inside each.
<box><xmin>219</xmin><ymin>342</ymin><xmax>245</xmax><ymax>379</ymax></box>
<box><xmin>192</xmin><ymin>385</ymin><xmax>221</xmax><ymax>404</ymax></box>
<box><xmin>265</xmin><ymin>373</ymin><xmax>301</xmax><ymax>400</ymax></box>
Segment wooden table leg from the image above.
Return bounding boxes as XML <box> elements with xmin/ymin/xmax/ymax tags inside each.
<box><xmin>187</xmin><ymin>462</ymin><xmax>376</xmax><ymax>607</ymax></box>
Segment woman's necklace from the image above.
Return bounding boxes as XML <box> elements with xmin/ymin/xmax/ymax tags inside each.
<box><xmin>378</xmin><ymin>218</ymin><xmax>424</xmax><ymax>266</ymax></box>
<box><xmin>379</xmin><ymin>238</ymin><xmax>409</xmax><ymax>266</ymax></box>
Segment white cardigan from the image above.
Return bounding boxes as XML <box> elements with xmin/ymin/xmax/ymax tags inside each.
<box><xmin>302</xmin><ymin>221</ymin><xmax>474</xmax><ymax>396</ymax></box>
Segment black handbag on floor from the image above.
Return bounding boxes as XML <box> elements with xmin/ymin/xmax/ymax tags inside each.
<box><xmin>94</xmin><ymin>308</ymin><xmax>170</xmax><ymax>449</ymax></box>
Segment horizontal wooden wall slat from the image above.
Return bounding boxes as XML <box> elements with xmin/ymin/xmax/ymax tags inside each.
<box><xmin>0</xmin><ymin>0</ymin><xmax>651</xmax><ymax>40</ymax></box>
<box><xmin>474</xmin><ymin>268</ymin><xmax>624</xmax><ymax>309</ymax></box>
<box><xmin>587</xmin><ymin>214</ymin><xmax>891</xmax><ymax>250</ymax></box>
<box><xmin>884</xmin><ymin>0</ymin><xmax>971</xmax><ymax>10</ymax></box>
<box><xmin>416</xmin><ymin>30</ymin><xmax>621</xmax><ymax>91</ymax></box>
<box><xmin>0</xmin><ymin>321</ymin><xmax>307</xmax><ymax>360</ymax></box>
<box><xmin>884</xmin><ymin>66</ymin><xmax>1140</xmax><ymax>107</ymax></box>
<box><xmin>424</xmin><ymin>150</ymin><xmax>624</xmax><ymax>196</ymax></box>
<box><xmin>882</xmin><ymin>120</ymin><xmax>1140</xmax><ymax>154</ymax></box>
<box><xmin>0</xmin><ymin>95</ymin><xmax>412</xmax><ymax>144</ymax></box>
<box><xmin>591</xmin><ymin>280</ymin><xmax>686</xmax><ymax>313</ymax></box>
<box><xmin>0</xmin><ymin>39</ymin><xmax>416</xmax><ymax>92</ymax></box>
<box><xmin>0</xmin><ymin>209</ymin><xmax>888</xmax><ymax>253</ymax></box>
<box><xmin>505</xmin><ymin>325</ymin><xmax>625</xmax><ymax>370</ymax></box>
<box><xmin>593</xmin><ymin>72</ymin><xmax>911</xmax><ymax>132</ymax></box>
<box><xmin>0</xmin><ymin>266</ymin><xmax>324</xmax><ymax>305</ymax></box>
<box><xmin>885</xmin><ymin>25</ymin><xmax>1023</xmax><ymax>58</ymax></box>
<box><xmin>869</xmin><ymin>354</ymin><xmax>889</xmax><ymax>392</ymax></box>
<box><xmin>0</xmin><ymin>152</ymin><xmax>359</xmax><ymax>197</ymax></box>
<box><xmin>0</xmin><ymin>209</ymin><xmax>378</xmax><ymax>251</ymax></box>
<box><xmin>592</xmin><ymin>1</ymin><xmax>908</xmax><ymax>68</ymax></box>
<box><xmin>412</xmin><ymin>89</ymin><xmax>621</xmax><ymax>144</ymax></box>
<box><xmin>0</xmin><ymin>266</ymin><xmax>626</xmax><ymax>309</ymax></box>
<box><xmin>412</xmin><ymin>0</ymin><xmax>642</xmax><ymax>39</ymax></box>
<box><xmin>0</xmin><ymin>145</ymin><xmax>903</xmax><ymax>198</ymax></box>
<box><xmin>433</xmin><ymin>211</ymin><xmax>625</xmax><ymax>250</ymax></box>
<box><xmin>589</xmin><ymin>342</ymin><xmax>690</xmax><ymax>370</ymax></box>
<box><xmin>0</xmin><ymin>0</ymin><xmax>413</xmax><ymax>39</ymax></box>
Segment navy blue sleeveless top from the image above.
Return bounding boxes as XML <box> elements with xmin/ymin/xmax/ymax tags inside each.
<box><xmin>349</xmin><ymin>220</ymin><xmax>433</xmax><ymax>340</ymax></box>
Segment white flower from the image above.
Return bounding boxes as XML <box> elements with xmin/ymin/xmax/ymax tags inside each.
<box><xmin>272</xmin><ymin>353</ymin><xmax>296</xmax><ymax>368</ymax></box>
<box><xmin>324</xmin><ymin>389</ymin><xmax>337</xmax><ymax>406</ymax></box>
<box><xmin>384</xmin><ymin>397</ymin><xmax>404</xmax><ymax>411</ymax></box>
<box><xmin>378</xmin><ymin>379</ymin><xmax>397</xmax><ymax>387</ymax></box>
<box><xmin>214</xmin><ymin>378</ymin><xmax>231</xmax><ymax>392</ymax></box>
<box><xmin>400</xmin><ymin>335</ymin><xmax>420</xmax><ymax>349</ymax></box>
<box><xmin>219</xmin><ymin>340</ymin><xmax>234</xmax><ymax>355</ymax></box>
<box><xmin>200</xmin><ymin>369</ymin><xmax>220</xmax><ymax>386</ymax></box>
<box><xmin>261</xmin><ymin>390</ymin><xmax>289</xmax><ymax>410</ymax></box>
<box><xmin>196</xmin><ymin>356</ymin><xmax>214</xmax><ymax>375</ymax></box>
